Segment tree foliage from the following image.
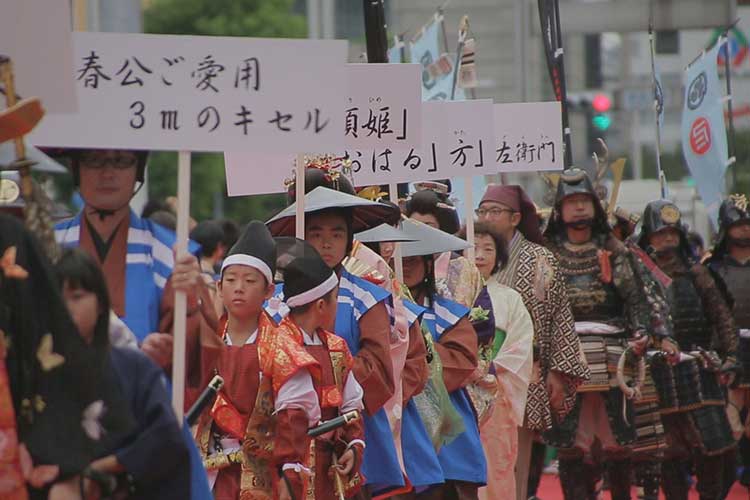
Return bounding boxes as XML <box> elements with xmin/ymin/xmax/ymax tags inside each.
<box><xmin>144</xmin><ymin>0</ymin><xmax>306</xmax><ymax>38</ymax></box>
<box><xmin>142</xmin><ymin>0</ymin><xmax>306</xmax><ymax>223</ymax></box>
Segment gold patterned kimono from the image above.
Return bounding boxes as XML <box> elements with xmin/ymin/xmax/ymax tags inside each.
<box><xmin>494</xmin><ymin>232</ymin><xmax>590</xmax><ymax>431</ymax></box>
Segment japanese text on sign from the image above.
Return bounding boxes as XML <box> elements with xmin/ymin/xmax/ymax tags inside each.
<box><xmin>493</xmin><ymin>101</ymin><xmax>563</xmax><ymax>172</ymax></box>
<box><xmin>30</xmin><ymin>32</ymin><xmax>348</xmax><ymax>153</ymax></box>
<box><xmin>350</xmin><ymin>99</ymin><xmax>495</xmax><ymax>186</ymax></box>
<box><xmin>345</xmin><ymin>64</ymin><xmax>422</xmax><ymax>149</ymax></box>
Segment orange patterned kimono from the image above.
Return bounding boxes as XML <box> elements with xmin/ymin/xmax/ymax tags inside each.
<box><xmin>277</xmin><ymin>316</ymin><xmax>366</xmax><ymax>500</ymax></box>
<box><xmin>194</xmin><ymin>312</ymin><xmax>319</xmax><ymax>500</ymax></box>
<box><xmin>0</xmin><ymin>330</ymin><xmax>25</xmax><ymax>500</ymax></box>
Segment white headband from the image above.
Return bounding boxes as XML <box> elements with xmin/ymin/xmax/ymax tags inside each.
<box><xmin>286</xmin><ymin>272</ymin><xmax>338</xmax><ymax>308</ymax></box>
<box><xmin>220</xmin><ymin>254</ymin><xmax>274</xmax><ymax>284</ymax></box>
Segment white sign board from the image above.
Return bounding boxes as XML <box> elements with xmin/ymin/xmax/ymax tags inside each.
<box><xmin>225</xmin><ymin>99</ymin><xmax>494</xmax><ymax>196</ymax></box>
<box><xmin>224</xmin><ymin>152</ymin><xmax>292</xmax><ymax>196</ymax></box>
<box><xmin>494</xmin><ymin>101</ymin><xmax>563</xmax><ymax>172</ymax></box>
<box><xmin>351</xmin><ymin>99</ymin><xmax>495</xmax><ymax>185</ymax></box>
<box><xmin>346</xmin><ymin>63</ymin><xmax>422</xmax><ymax>149</ymax></box>
<box><xmin>0</xmin><ymin>0</ymin><xmax>77</xmax><ymax>113</ymax></box>
<box><xmin>29</xmin><ymin>32</ymin><xmax>347</xmax><ymax>153</ymax></box>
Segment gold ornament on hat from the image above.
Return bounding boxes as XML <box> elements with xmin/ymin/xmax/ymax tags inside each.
<box><xmin>283</xmin><ymin>154</ymin><xmax>353</xmax><ymax>190</ymax></box>
<box><xmin>659</xmin><ymin>204</ymin><xmax>681</xmax><ymax>225</ymax></box>
<box><xmin>357</xmin><ymin>186</ymin><xmax>388</xmax><ymax>201</ymax></box>
<box><xmin>729</xmin><ymin>193</ymin><xmax>749</xmax><ymax>212</ymax></box>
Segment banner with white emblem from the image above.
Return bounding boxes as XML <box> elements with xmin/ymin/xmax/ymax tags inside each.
<box><xmin>681</xmin><ymin>37</ymin><xmax>732</xmax><ymax>227</ymax></box>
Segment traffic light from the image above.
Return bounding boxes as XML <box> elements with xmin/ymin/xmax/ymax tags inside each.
<box><xmin>591</xmin><ymin>93</ymin><xmax>612</xmax><ymax>131</ymax></box>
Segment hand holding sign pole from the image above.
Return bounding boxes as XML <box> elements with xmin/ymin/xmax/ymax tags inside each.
<box><xmin>28</xmin><ymin>30</ymin><xmax>349</xmax><ymax>418</ymax></box>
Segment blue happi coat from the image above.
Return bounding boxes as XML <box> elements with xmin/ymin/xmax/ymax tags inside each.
<box><xmin>55</xmin><ymin>210</ymin><xmax>199</xmax><ymax>341</ymax></box>
<box><xmin>55</xmin><ymin>210</ymin><xmax>210</xmax><ymax>500</ymax></box>
<box><xmin>423</xmin><ymin>295</ymin><xmax>487</xmax><ymax>485</ymax></box>
<box><xmin>267</xmin><ymin>269</ymin><xmax>404</xmax><ymax>491</ymax></box>
<box><xmin>400</xmin><ymin>299</ymin><xmax>445</xmax><ymax>490</ymax></box>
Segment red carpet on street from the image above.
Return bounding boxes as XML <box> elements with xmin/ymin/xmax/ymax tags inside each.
<box><xmin>538</xmin><ymin>474</ymin><xmax>750</xmax><ymax>499</ymax></box>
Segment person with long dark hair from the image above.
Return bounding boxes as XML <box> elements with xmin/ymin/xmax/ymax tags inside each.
<box><xmin>55</xmin><ymin>248</ymin><xmax>190</xmax><ymax>499</ymax></box>
<box><xmin>0</xmin><ymin>214</ymin><xmax>133</xmax><ymax>499</ymax></box>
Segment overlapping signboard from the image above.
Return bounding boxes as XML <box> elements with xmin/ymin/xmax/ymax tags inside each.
<box><xmin>345</xmin><ymin>63</ymin><xmax>422</xmax><ymax>150</ymax></box>
<box><xmin>349</xmin><ymin>99</ymin><xmax>495</xmax><ymax>185</ymax></box>
<box><xmin>30</xmin><ymin>32</ymin><xmax>348</xmax><ymax>152</ymax></box>
<box><xmin>226</xmin><ymin>63</ymin><xmax>426</xmax><ymax>196</ymax></box>
<box><xmin>226</xmin><ymin>99</ymin><xmax>495</xmax><ymax>196</ymax></box>
<box><xmin>0</xmin><ymin>0</ymin><xmax>78</xmax><ymax>113</ymax></box>
<box><xmin>225</xmin><ymin>99</ymin><xmax>565</xmax><ymax>196</ymax></box>
<box><xmin>493</xmin><ymin>101</ymin><xmax>563</xmax><ymax>172</ymax></box>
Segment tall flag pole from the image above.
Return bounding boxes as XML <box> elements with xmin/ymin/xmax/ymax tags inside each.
<box><xmin>451</xmin><ymin>16</ymin><xmax>469</xmax><ymax>100</ymax></box>
<box><xmin>363</xmin><ymin>0</ymin><xmax>388</xmax><ymax>64</ymax></box>
<box><xmin>363</xmin><ymin>0</ymin><xmax>405</xmax><ymax>283</ymax></box>
<box><xmin>538</xmin><ymin>0</ymin><xmax>573</xmax><ymax>168</ymax></box>
<box><xmin>648</xmin><ymin>20</ymin><xmax>668</xmax><ymax>198</ymax></box>
<box><xmin>722</xmin><ymin>22</ymin><xmax>739</xmax><ymax>189</ymax></box>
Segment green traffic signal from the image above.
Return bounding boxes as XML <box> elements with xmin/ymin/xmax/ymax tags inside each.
<box><xmin>592</xmin><ymin>113</ymin><xmax>612</xmax><ymax>131</ymax></box>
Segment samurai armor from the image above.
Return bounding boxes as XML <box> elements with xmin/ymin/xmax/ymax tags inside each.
<box><xmin>651</xmin><ymin>356</ymin><xmax>704</xmax><ymax>415</ymax></box>
<box><xmin>710</xmin><ymin>260</ymin><xmax>750</xmax><ymax>387</ymax></box>
<box><xmin>668</xmin><ymin>273</ymin><xmax>712</xmax><ymax>352</ymax></box>
<box><xmin>558</xmin><ymin>456</ymin><xmax>599</xmax><ymax>500</ymax></box>
<box><xmin>688</xmin><ymin>405</ymin><xmax>735</xmax><ymax>456</ymax></box>
<box><xmin>740</xmin><ymin>335</ymin><xmax>750</xmax><ymax>387</ymax></box>
<box><xmin>554</xmin><ymin>243</ymin><xmax>624</xmax><ymax>325</ymax></box>
<box><xmin>698</xmin><ymin>368</ymin><xmax>725</xmax><ymax>405</ymax></box>
<box><xmin>631</xmin><ymin>403</ymin><xmax>666</xmax><ymax>459</ymax></box>
<box><xmin>606</xmin><ymin>459</ymin><xmax>633</xmax><ymax>500</ymax></box>
<box><xmin>578</xmin><ymin>335</ymin><xmax>630</xmax><ymax>393</ymax></box>
<box><xmin>631</xmin><ymin>364</ymin><xmax>667</xmax><ymax>460</ymax></box>
<box><xmin>633</xmin><ymin>460</ymin><xmax>661</xmax><ymax>500</ymax></box>
<box><xmin>660</xmin><ymin>459</ymin><xmax>690</xmax><ymax>500</ymax></box>
<box><xmin>543</xmin><ymin>388</ymin><xmax>636</xmax><ymax>449</ymax></box>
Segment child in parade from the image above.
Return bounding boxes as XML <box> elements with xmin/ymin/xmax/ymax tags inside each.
<box><xmin>193</xmin><ymin>221</ymin><xmax>321</xmax><ymax>500</ymax></box>
<box><xmin>55</xmin><ymin>248</ymin><xmax>191</xmax><ymax>499</ymax></box>
<box><xmin>276</xmin><ymin>240</ymin><xmax>366</xmax><ymax>498</ymax></box>
<box><xmin>267</xmin><ymin>184</ymin><xmax>405</xmax><ymax>497</ymax></box>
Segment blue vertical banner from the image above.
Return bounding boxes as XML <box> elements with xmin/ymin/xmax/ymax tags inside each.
<box><xmin>409</xmin><ymin>17</ymin><xmax>465</xmax><ymax>102</ymax></box>
<box><xmin>682</xmin><ymin>38</ymin><xmax>730</xmax><ymax>227</ymax></box>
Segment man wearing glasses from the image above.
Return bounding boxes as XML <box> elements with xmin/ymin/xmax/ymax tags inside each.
<box><xmin>477</xmin><ymin>184</ymin><xmax>588</xmax><ymax>500</ymax></box>
<box><xmin>53</xmin><ymin>148</ymin><xmax>210</xmax><ymax>368</ymax></box>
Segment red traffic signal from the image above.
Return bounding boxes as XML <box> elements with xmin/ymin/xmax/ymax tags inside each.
<box><xmin>592</xmin><ymin>93</ymin><xmax>612</xmax><ymax>113</ymax></box>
